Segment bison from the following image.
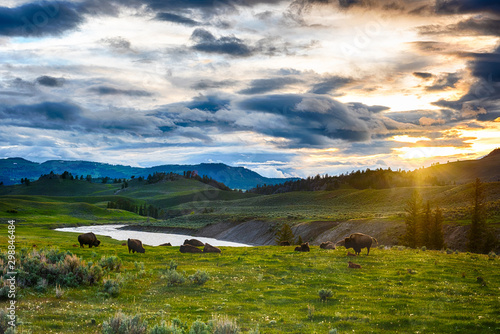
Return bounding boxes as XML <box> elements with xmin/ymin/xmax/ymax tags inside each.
<box><xmin>279</xmin><ymin>241</ymin><xmax>291</xmax><ymax>246</ymax></box>
<box><xmin>159</xmin><ymin>242</ymin><xmax>172</xmax><ymax>246</ymax></box>
<box><xmin>180</xmin><ymin>244</ymin><xmax>203</xmax><ymax>253</ymax></box>
<box><xmin>184</xmin><ymin>239</ymin><xmax>205</xmax><ymax>247</ymax></box>
<box><xmin>127</xmin><ymin>238</ymin><xmax>145</xmax><ymax>253</ymax></box>
<box><xmin>78</xmin><ymin>232</ymin><xmax>101</xmax><ymax>248</ymax></box>
<box><xmin>203</xmin><ymin>243</ymin><xmax>221</xmax><ymax>253</ymax></box>
<box><xmin>348</xmin><ymin>261</ymin><xmax>361</xmax><ymax>269</ymax></box>
<box><xmin>294</xmin><ymin>242</ymin><xmax>310</xmax><ymax>252</ymax></box>
<box><xmin>320</xmin><ymin>241</ymin><xmax>336</xmax><ymax>250</ymax></box>
<box><xmin>342</xmin><ymin>233</ymin><xmax>377</xmax><ymax>255</ymax></box>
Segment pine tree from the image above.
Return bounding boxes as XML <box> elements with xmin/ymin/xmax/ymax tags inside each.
<box><xmin>468</xmin><ymin>178</ymin><xmax>487</xmax><ymax>253</ymax></box>
<box><xmin>430</xmin><ymin>205</ymin><xmax>445</xmax><ymax>250</ymax></box>
<box><xmin>420</xmin><ymin>201</ymin><xmax>432</xmax><ymax>247</ymax></box>
<box><xmin>275</xmin><ymin>223</ymin><xmax>295</xmax><ymax>245</ymax></box>
<box><xmin>403</xmin><ymin>190</ymin><xmax>422</xmax><ymax>248</ymax></box>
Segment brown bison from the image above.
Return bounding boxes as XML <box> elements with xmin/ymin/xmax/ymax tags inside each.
<box><xmin>342</xmin><ymin>233</ymin><xmax>377</xmax><ymax>255</ymax></box>
<box><xmin>203</xmin><ymin>243</ymin><xmax>221</xmax><ymax>253</ymax></box>
<box><xmin>279</xmin><ymin>241</ymin><xmax>291</xmax><ymax>246</ymax></box>
<box><xmin>348</xmin><ymin>261</ymin><xmax>361</xmax><ymax>268</ymax></box>
<box><xmin>78</xmin><ymin>232</ymin><xmax>101</xmax><ymax>248</ymax></box>
<box><xmin>159</xmin><ymin>242</ymin><xmax>172</xmax><ymax>246</ymax></box>
<box><xmin>184</xmin><ymin>239</ymin><xmax>205</xmax><ymax>247</ymax></box>
<box><xmin>127</xmin><ymin>238</ymin><xmax>145</xmax><ymax>253</ymax></box>
<box><xmin>294</xmin><ymin>242</ymin><xmax>310</xmax><ymax>252</ymax></box>
<box><xmin>320</xmin><ymin>241</ymin><xmax>336</xmax><ymax>250</ymax></box>
<box><xmin>180</xmin><ymin>244</ymin><xmax>203</xmax><ymax>253</ymax></box>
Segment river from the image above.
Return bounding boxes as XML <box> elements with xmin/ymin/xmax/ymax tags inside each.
<box><xmin>55</xmin><ymin>224</ymin><xmax>251</xmax><ymax>247</ymax></box>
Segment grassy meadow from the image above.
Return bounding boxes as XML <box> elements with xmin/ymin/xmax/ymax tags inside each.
<box><xmin>1</xmin><ymin>223</ymin><xmax>499</xmax><ymax>333</ymax></box>
<box><xmin>1</xmin><ymin>177</ymin><xmax>499</xmax><ymax>333</ymax></box>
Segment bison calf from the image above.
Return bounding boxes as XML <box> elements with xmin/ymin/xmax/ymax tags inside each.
<box><xmin>128</xmin><ymin>238</ymin><xmax>145</xmax><ymax>253</ymax></box>
<box><xmin>78</xmin><ymin>232</ymin><xmax>101</xmax><ymax>248</ymax></box>
<box><xmin>320</xmin><ymin>241</ymin><xmax>336</xmax><ymax>250</ymax></box>
<box><xmin>348</xmin><ymin>261</ymin><xmax>362</xmax><ymax>269</ymax></box>
<box><xmin>294</xmin><ymin>242</ymin><xmax>310</xmax><ymax>252</ymax></box>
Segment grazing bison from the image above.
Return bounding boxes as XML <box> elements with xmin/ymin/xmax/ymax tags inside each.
<box><xmin>78</xmin><ymin>232</ymin><xmax>101</xmax><ymax>248</ymax></box>
<box><xmin>184</xmin><ymin>239</ymin><xmax>205</xmax><ymax>247</ymax></box>
<box><xmin>180</xmin><ymin>244</ymin><xmax>203</xmax><ymax>253</ymax></box>
<box><xmin>203</xmin><ymin>243</ymin><xmax>221</xmax><ymax>253</ymax></box>
<box><xmin>294</xmin><ymin>242</ymin><xmax>310</xmax><ymax>252</ymax></box>
<box><xmin>320</xmin><ymin>241</ymin><xmax>336</xmax><ymax>250</ymax></box>
<box><xmin>343</xmin><ymin>233</ymin><xmax>377</xmax><ymax>255</ymax></box>
<box><xmin>127</xmin><ymin>238</ymin><xmax>145</xmax><ymax>253</ymax></box>
<box><xmin>159</xmin><ymin>242</ymin><xmax>172</xmax><ymax>246</ymax></box>
<box><xmin>348</xmin><ymin>261</ymin><xmax>361</xmax><ymax>268</ymax></box>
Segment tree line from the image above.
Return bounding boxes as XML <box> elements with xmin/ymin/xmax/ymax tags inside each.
<box><xmin>248</xmin><ymin>168</ymin><xmax>445</xmax><ymax>195</ymax></box>
<box><xmin>402</xmin><ymin>178</ymin><xmax>497</xmax><ymax>254</ymax></box>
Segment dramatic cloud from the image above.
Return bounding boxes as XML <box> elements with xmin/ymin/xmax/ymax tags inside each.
<box><xmin>0</xmin><ymin>1</ymin><xmax>83</xmax><ymax>37</ymax></box>
<box><xmin>309</xmin><ymin>76</ymin><xmax>353</xmax><ymax>94</ymax></box>
<box><xmin>155</xmin><ymin>12</ymin><xmax>201</xmax><ymax>26</ymax></box>
<box><xmin>419</xmin><ymin>17</ymin><xmax>500</xmax><ymax>36</ymax></box>
<box><xmin>88</xmin><ymin>86</ymin><xmax>153</xmax><ymax>97</ymax></box>
<box><xmin>190</xmin><ymin>28</ymin><xmax>253</xmax><ymax>57</ymax></box>
<box><xmin>425</xmin><ymin>72</ymin><xmax>461</xmax><ymax>91</ymax></box>
<box><xmin>239</xmin><ymin>77</ymin><xmax>302</xmax><ymax>95</ymax></box>
<box><xmin>36</xmin><ymin>75</ymin><xmax>65</xmax><ymax>87</ymax></box>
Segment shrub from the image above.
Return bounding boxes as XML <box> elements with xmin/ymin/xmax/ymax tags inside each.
<box><xmin>329</xmin><ymin>329</ymin><xmax>338</xmax><ymax>334</ymax></box>
<box><xmin>488</xmin><ymin>251</ymin><xmax>497</xmax><ymax>259</ymax></box>
<box><xmin>168</xmin><ymin>260</ymin><xmax>178</xmax><ymax>271</ymax></box>
<box><xmin>102</xmin><ymin>312</ymin><xmax>147</xmax><ymax>334</ymax></box>
<box><xmin>163</xmin><ymin>270</ymin><xmax>186</xmax><ymax>286</ymax></box>
<box><xmin>318</xmin><ymin>289</ymin><xmax>333</xmax><ymax>302</ymax></box>
<box><xmin>189</xmin><ymin>270</ymin><xmax>210</xmax><ymax>286</ymax></box>
<box><xmin>446</xmin><ymin>248</ymin><xmax>454</xmax><ymax>254</ymax></box>
<box><xmin>211</xmin><ymin>315</ymin><xmax>240</xmax><ymax>334</ymax></box>
<box><xmin>189</xmin><ymin>320</ymin><xmax>211</xmax><ymax>334</ymax></box>
<box><xmin>55</xmin><ymin>284</ymin><xmax>64</xmax><ymax>299</ymax></box>
<box><xmin>421</xmin><ymin>246</ymin><xmax>427</xmax><ymax>251</ymax></box>
<box><xmin>99</xmin><ymin>256</ymin><xmax>122</xmax><ymax>272</ymax></box>
<box><xmin>102</xmin><ymin>277</ymin><xmax>122</xmax><ymax>297</ymax></box>
<box><xmin>0</xmin><ymin>309</ymin><xmax>12</xmax><ymax>333</ymax></box>
<box><xmin>10</xmin><ymin>248</ymin><xmax>103</xmax><ymax>289</ymax></box>
<box><xmin>149</xmin><ymin>321</ymin><xmax>184</xmax><ymax>334</ymax></box>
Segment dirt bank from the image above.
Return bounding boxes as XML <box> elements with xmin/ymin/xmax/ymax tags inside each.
<box><xmin>122</xmin><ymin>219</ymin><xmax>500</xmax><ymax>251</ymax></box>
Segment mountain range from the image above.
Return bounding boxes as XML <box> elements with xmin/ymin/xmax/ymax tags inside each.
<box><xmin>0</xmin><ymin>158</ymin><xmax>298</xmax><ymax>189</ymax></box>
<box><xmin>0</xmin><ymin>148</ymin><xmax>499</xmax><ymax>190</ymax></box>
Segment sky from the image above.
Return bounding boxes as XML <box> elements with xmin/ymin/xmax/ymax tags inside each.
<box><xmin>0</xmin><ymin>0</ymin><xmax>499</xmax><ymax>178</ymax></box>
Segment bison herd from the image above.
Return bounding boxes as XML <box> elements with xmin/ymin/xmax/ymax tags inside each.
<box><xmin>77</xmin><ymin>231</ymin><xmax>377</xmax><ymax>268</ymax></box>
<box><xmin>76</xmin><ymin>233</ymin><xmax>222</xmax><ymax>254</ymax></box>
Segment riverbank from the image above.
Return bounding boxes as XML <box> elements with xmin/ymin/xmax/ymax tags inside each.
<box><xmin>120</xmin><ymin>218</ymin><xmax>500</xmax><ymax>251</ymax></box>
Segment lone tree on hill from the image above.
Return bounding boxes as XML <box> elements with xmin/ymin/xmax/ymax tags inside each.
<box><xmin>275</xmin><ymin>223</ymin><xmax>295</xmax><ymax>245</ymax></box>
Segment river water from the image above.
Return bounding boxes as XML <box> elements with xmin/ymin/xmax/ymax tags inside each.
<box><xmin>55</xmin><ymin>224</ymin><xmax>251</xmax><ymax>247</ymax></box>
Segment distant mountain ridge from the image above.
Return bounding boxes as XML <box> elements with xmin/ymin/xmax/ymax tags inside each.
<box><xmin>0</xmin><ymin>158</ymin><xmax>299</xmax><ymax>189</ymax></box>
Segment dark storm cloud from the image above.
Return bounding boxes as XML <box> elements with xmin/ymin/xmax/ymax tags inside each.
<box><xmin>309</xmin><ymin>76</ymin><xmax>353</xmax><ymax>94</ymax></box>
<box><xmin>435</xmin><ymin>0</ymin><xmax>500</xmax><ymax>15</ymax></box>
<box><xmin>186</xmin><ymin>95</ymin><xmax>231</xmax><ymax>112</ymax></box>
<box><xmin>413</xmin><ymin>72</ymin><xmax>433</xmax><ymax>79</ymax></box>
<box><xmin>88</xmin><ymin>86</ymin><xmax>153</xmax><ymax>97</ymax></box>
<box><xmin>0</xmin><ymin>101</ymin><xmax>83</xmax><ymax>130</ymax></box>
<box><xmin>190</xmin><ymin>79</ymin><xmax>238</xmax><ymax>90</ymax></box>
<box><xmin>155</xmin><ymin>12</ymin><xmax>201</xmax><ymax>26</ymax></box>
<box><xmin>425</xmin><ymin>72</ymin><xmax>461</xmax><ymax>91</ymax></box>
<box><xmin>237</xmin><ymin>94</ymin><xmax>403</xmax><ymax>144</ymax></box>
<box><xmin>190</xmin><ymin>28</ymin><xmax>253</xmax><ymax>57</ymax></box>
<box><xmin>0</xmin><ymin>1</ymin><xmax>83</xmax><ymax>37</ymax></box>
<box><xmin>239</xmin><ymin>77</ymin><xmax>302</xmax><ymax>95</ymax></box>
<box><xmin>431</xmin><ymin>45</ymin><xmax>500</xmax><ymax>120</ymax></box>
<box><xmin>418</xmin><ymin>17</ymin><xmax>500</xmax><ymax>36</ymax></box>
<box><xmin>36</xmin><ymin>75</ymin><xmax>65</xmax><ymax>87</ymax></box>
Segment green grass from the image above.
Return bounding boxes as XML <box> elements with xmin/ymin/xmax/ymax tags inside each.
<box><xmin>4</xmin><ymin>224</ymin><xmax>500</xmax><ymax>333</ymax></box>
